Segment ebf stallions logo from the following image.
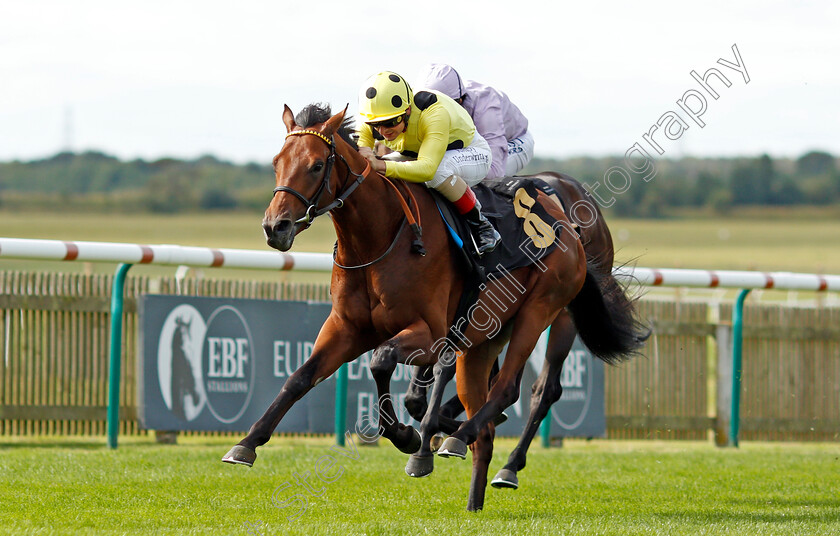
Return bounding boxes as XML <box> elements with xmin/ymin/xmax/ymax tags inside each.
<box><xmin>551</xmin><ymin>345</ymin><xmax>594</xmax><ymax>431</ymax></box>
<box><xmin>157</xmin><ymin>304</ymin><xmax>255</xmax><ymax>424</ymax></box>
<box><xmin>527</xmin><ymin>334</ymin><xmax>595</xmax><ymax>432</ymax></box>
<box><xmin>157</xmin><ymin>305</ymin><xmax>206</xmax><ymax>421</ymax></box>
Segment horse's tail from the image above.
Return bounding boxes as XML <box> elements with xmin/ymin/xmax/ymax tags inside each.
<box><xmin>566</xmin><ymin>259</ymin><xmax>650</xmax><ymax>365</ymax></box>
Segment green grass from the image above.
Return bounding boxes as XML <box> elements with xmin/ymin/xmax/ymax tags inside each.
<box><xmin>1</xmin><ymin>435</ymin><xmax>838</xmax><ymax>535</ymax></box>
<box><xmin>1</xmin><ymin>209</ymin><xmax>839</xmax><ymax>285</ymax></box>
<box><xmin>610</xmin><ymin>217</ymin><xmax>840</xmax><ymax>273</ymax></box>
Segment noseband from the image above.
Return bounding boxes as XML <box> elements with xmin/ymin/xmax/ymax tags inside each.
<box><xmin>272</xmin><ymin>129</ymin><xmax>367</xmax><ymax>228</ymax></box>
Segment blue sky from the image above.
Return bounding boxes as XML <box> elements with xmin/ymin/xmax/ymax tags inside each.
<box><xmin>1</xmin><ymin>0</ymin><xmax>837</xmax><ymax>163</ymax></box>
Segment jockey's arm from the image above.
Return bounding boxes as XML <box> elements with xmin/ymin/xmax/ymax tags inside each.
<box><xmin>356</xmin><ymin>126</ymin><xmax>383</xmax><ymax>171</ymax></box>
<box><xmin>384</xmin><ymin>107</ymin><xmax>450</xmax><ymax>183</ymax></box>
<box><xmin>472</xmin><ymin>93</ymin><xmax>508</xmax><ymax>180</ymax></box>
<box><xmin>357</xmin><ymin>124</ymin><xmax>376</xmax><ymax>157</ymax></box>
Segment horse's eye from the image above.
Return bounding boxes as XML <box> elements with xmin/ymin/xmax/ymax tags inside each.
<box><xmin>312</xmin><ymin>162</ymin><xmax>324</xmax><ymax>174</ymax></box>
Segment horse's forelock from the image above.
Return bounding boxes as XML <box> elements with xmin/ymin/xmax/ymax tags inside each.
<box><xmin>295</xmin><ymin>103</ymin><xmax>332</xmax><ymax>128</ymax></box>
<box><xmin>294</xmin><ymin>103</ymin><xmax>357</xmax><ymax>149</ymax></box>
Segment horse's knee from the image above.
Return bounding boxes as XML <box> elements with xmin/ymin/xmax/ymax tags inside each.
<box><xmin>404</xmin><ymin>393</ymin><xmax>427</xmax><ymax>420</ymax></box>
<box><xmin>370</xmin><ymin>343</ymin><xmax>398</xmax><ymax>375</ymax></box>
<box><xmin>492</xmin><ymin>378</ymin><xmax>521</xmax><ymax>410</ymax></box>
<box><xmin>433</xmin><ymin>352</ymin><xmax>457</xmax><ymax>381</ymax></box>
<box><xmin>282</xmin><ymin>364</ymin><xmax>317</xmax><ymax>395</ymax></box>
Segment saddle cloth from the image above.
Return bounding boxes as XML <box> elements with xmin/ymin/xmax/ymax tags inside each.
<box><xmin>433</xmin><ymin>177</ymin><xmax>564</xmax><ymax>281</ymax></box>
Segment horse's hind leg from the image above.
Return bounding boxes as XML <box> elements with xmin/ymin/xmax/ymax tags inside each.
<box><xmin>403</xmin><ymin>364</ymin><xmax>472</xmax><ymax>439</ymax></box>
<box><xmin>441</xmin><ymin>307</ymin><xmax>554</xmax><ymax>462</ymax></box>
<box><xmin>492</xmin><ymin>311</ymin><xmax>576</xmax><ymax>489</ymax></box>
<box><xmin>456</xmin><ymin>340</ymin><xmax>500</xmax><ymax>511</ymax></box>
<box><xmin>439</xmin><ymin>358</ymin><xmax>500</xmax><ymax>420</ymax></box>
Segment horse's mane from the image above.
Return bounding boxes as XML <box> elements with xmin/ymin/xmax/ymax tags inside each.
<box><xmin>295</xmin><ymin>103</ymin><xmax>358</xmax><ymax>150</ymax></box>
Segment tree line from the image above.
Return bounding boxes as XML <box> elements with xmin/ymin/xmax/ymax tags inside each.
<box><xmin>0</xmin><ymin>150</ymin><xmax>837</xmax><ymax>217</ymax></box>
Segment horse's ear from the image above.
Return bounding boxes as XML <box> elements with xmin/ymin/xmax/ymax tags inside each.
<box><xmin>322</xmin><ymin>104</ymin><xmax>349</xmax><ymax>137</ymax></box>
<box><xmin>282</xmin><ymin>104</ymin><xmax>297</xmax><ymax>132</ymax></box>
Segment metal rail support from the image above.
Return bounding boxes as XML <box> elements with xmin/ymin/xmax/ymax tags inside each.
<box><xmin>539</xmin><ymin>326</ymin><xmax>552</xmax><ymax>447</ymax></box>
<box><xmin>334</xmin><ymin>363</ymin><xmax>348</xmax><ymax>446</ymax></box>
<box><xmin>729</xmin><ymin>288</ymin><xmax>752</xmax><ymax>447</ymax></box>
<box><xmin>107</xmin><ymin>263</ymin><xmax>133</xmax><ymax>449</ymax></box>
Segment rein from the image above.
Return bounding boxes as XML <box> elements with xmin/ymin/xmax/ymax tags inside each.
<box><xmin>272</xmin><ymin>128</ymin><xmax>425</xmax><ymax>267</ymax></box>
<box><xmin>272</xmin><ymin>129</ymin><xmax>367</xmax><ymax>229</ymax></box>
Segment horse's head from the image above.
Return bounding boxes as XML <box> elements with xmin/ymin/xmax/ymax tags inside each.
<box><xmin>263</xmin><ymin>104</ymin><xmax>349</xmax><ymax>251</ymax></box>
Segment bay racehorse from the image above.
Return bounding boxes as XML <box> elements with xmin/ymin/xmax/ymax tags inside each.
<box><xmin>406</xmin><ymin>172</ymin><xmax>628</xmax><ymax>491</ymax></box>
<box><xmin>222</xmin><ymin>103</ymin><xmax>647</xmax><ymax>511</ymax></box>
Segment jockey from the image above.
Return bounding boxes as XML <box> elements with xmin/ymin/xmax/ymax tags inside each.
<box><xmin>357</xmin><ymin>71</ymin><xmax>501</xmax><ymax>255</ymax></box>
<box><xmin>416</xmin><ymin>63</ymin><xmax>534</xmax><ymax>180</ymax></box>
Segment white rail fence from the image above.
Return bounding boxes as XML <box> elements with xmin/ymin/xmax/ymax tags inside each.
<box><xmin>1</xmin><ymin>237</ymin><xmax>838</xmax><ymax>448</ymax></box>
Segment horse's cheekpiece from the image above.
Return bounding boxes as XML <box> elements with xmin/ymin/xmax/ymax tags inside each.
<box><xmin>435</xmin><ymin>178</ymin><xmax>563</xmax><ymax>280</ymax></box>
<box><xmin>272</xmin><ymin>129</ymin><xmax>368</xmax><ymax>230</ymax></box>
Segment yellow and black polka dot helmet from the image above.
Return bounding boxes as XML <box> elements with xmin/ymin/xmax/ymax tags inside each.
<box><xmin>358</xmin><ymin>71</ymin><xmax>413</xmax><ymax>123</ymax></box>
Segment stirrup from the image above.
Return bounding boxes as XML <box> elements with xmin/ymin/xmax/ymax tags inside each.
<box><xmin>473</xmin><ymin>224</ymin><xmax>500</xmax><ymax>255</ymax></box>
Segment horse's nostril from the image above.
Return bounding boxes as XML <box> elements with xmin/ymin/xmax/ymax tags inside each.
<box><xmin>264</xmin><ymin>219</ymin><xmax>293</xmax><ymax>238</ymax></box>
<box><xmin>274</xmin><ymin>220</ymin><xmax>293</xmax><ymax>234</ymax></box>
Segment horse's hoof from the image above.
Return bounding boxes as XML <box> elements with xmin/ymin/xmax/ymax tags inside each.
<box><xmin>430</xmin><ymin>432</ymin><xmax>446</xmax><ymax>452</ymax></box>
<box><xmin>490</xmin><ymin>468</ymin><xmax>519</xmax><ymax>489</ymax></box>
<box><xmin>437</xmin><ymin>436</ymin><xmax>467</xmax><ymax>459</ymax></box>
<box><xmin>394</xmin><ymin>426</ymin><xmax>422</xmax><ymax>455</ymax></box>
<box><xmin>405</xmin><ymin>454</ymin><xmax>434</xmax><ymax>477</ymax></box>
<box><xmin>221</xmin><ymin>445</ymin><xmax>256</xmax><ymax>467</ymax></box>
<box><xmin>493</xmin><ymin>411</ymin><xmax>509</xmax><ymax>426</ymax></box>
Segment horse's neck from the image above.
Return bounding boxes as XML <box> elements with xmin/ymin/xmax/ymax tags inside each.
<box><xmin>330</xmin><ymin>172</ymin><xmax>409</xmax><ymax>261</ymax></box>
<box><xmin>329</xmin><ymin>141</ymin><xmax>421</xmax><ymax>263</ymax></box>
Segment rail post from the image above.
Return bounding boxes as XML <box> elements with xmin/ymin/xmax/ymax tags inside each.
<box><xmin>539</xmin><ymin>326</ymin><xmax>552</xmax><ymax>447</ymax></box>
<box><xmin>540</xmin><ymin>415</ymin><xmax>551</xmax><ymax>447</ymax></box>
<box><xmin>334</xmin><ymin>363</ymin><xmax>348</xmax><ymax>445</ymax></box>
<box><xmin>729</xmin><ymin>288</ymin><xmax>752</xmax><ymax>447</ymax></box>
<box><xmin>107</xmin><ymin>263</ymin><xmax>133</xmax><ymax>449</ymax></box>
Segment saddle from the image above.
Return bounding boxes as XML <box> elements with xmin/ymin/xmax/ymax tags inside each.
<box><xmin>432</xmin><ymin>177</ymin><xmax>565</xmax><ymax>282</ymax></box>
<box><xmin>430</xmin><ymin>177</ymin><xmax>568</xmax><ymax>339</ymax></box>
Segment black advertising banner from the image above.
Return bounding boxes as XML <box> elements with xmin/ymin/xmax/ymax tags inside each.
<box><xmin>138</xmin><ymin>295</ymin><xmax>604</xmax><ymax>437</ymax></box>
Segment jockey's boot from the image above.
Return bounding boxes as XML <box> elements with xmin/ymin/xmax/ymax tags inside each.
<box><xmin>464</xmin><ymin>199</ymin><xmax>501</xmax><ymax>255</ymax></box>
<box><xmin>434</xmin><ymin>174</ymin><xmax>501</xmax><ymax>255</ymax></box>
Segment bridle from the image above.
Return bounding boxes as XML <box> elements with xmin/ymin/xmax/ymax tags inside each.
<box><xmin>271</xmin><ymin>129</ymin><xmax>368</xmax><ymax>229</ymax></box>
<box><xmin>270</xmin><ymin>127</ymin><xmax>425</xmax><ymax>268</ymax></box>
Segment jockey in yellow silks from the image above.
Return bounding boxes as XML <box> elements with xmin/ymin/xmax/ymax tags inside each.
<box><xmin>357</xmin><ymin>71</ymin><xmax>500</xmax><ymax>255</ymax></box>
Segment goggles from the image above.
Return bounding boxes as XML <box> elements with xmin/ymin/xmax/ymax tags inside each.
<box><xmin>367</xmin><ymin>115</ymin><xmax>404</xmax><ymax>129</ymax></box>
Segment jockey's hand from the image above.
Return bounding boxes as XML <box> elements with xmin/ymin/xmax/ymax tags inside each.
<box><xmin>358</xmin><ymin>146</ymin><xmax>374</xmax><ymax>159</ymax></box>
<box><xmin>361</xmin><ymin>150</ymin><xmax>386</xmax><ymax>174</ymax></box>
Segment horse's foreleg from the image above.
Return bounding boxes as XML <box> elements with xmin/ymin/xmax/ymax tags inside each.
<box><xmin>368</xmin><ymin>339</ymin><xmax>429</xmax><ymax>454</ymax></box>
<box><xmin>404</xmin><ymin>364</ymin><xmax>467</xmax><ymax>452</ymax></box>
<box><xmin>405</xmin><ymin>345</ymin><xmax>458</xmax><ymax>477</ymax></box>
<box><xmin>403</xmin><ymin>365</ymin><xmax>433</xmax><ymax>422</ymax></box>
<box><xmin>492</xmin><ymin>312</ymin><xmax>576</xmax><ymax>489</ymax></box>
<box><xmin>222</xmin><ymin>316</ymin><xmax>365</xmax><ymax>466</ymax></box>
